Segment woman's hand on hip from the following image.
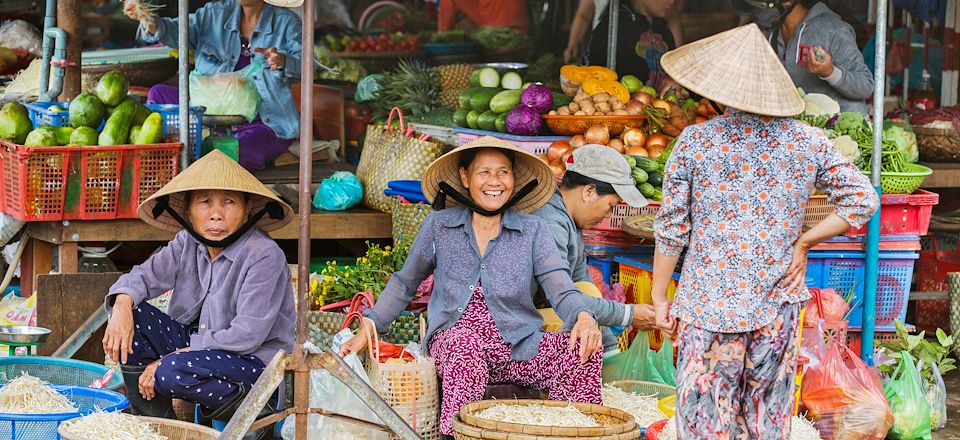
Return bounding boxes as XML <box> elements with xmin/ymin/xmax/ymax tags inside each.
<box><xmin>783</xmin><ymin>240</ymin><xmax>811</xmax><ymax>294</ymax></box>
<box><xmin>569</xmin><ymin>311</ymin><xmax>602</xmax><ymax>363</ymax></box>
<box><xmin>139</xmin><ymin>360</ymin><xmax>161</xmax><ymax>401</ymax></box>
<box><xmin>103</xmin><ymin>294</ymin><xmax>135</xmax><ymax>365</ymax></box>
<box><xmin>253</xmin><ymin>48</ymin><xmax>285</xmax><ymax>70</ymax></box>
<box><xmin>654</xmin><ymin>300</ymin><xmax>678</xmax><ymax>341</ymax></box>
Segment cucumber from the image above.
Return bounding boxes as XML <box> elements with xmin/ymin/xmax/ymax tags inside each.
<box><xmin>494</xmin><ymin>113</ymin><xmax>507</xmax><ymax>133</ymax></box>
<box><xmin>466</xmin><ymin>110</ymin><xmax>481</xmax><ymax>129</ymax></box>
<box><xmin>453</xmin><ymin>108</ymin><xmax>470</xmax><ymax>127</ymax></box>
<box><xmin>631</xmin><ymin>168</ymin><xmax>648</xmax><ymax>185</ymax></box>
<box><xmin>521</xmin><ymin>82</ymin><xmax>533</xmax><ymax>90</ymax></box>
<box><xmin>501</xmin><ymin>71</ymin><xmax>523</xmax><ymax>90</ymax></box>
<box><xmin>476</xmin><ymin>67</ymin><xmax>500</xmax><ymax>88</ymax></box>
<box><xmin>636</xmin><ymin>156</ymin><xmax>658</xmax><ymax>173</ymax></box>
<box><xmin>647</xmin><ymin>171</ymin><xmax>663</xmax><ymax>187</ymax></box>
<box><xmin>468</xmin><ymin>69</ymin><xmax>482</xmax><ymax>87</ymax></box>
<box><xmin>489</xmin><ymin>89</ymin><xmax>522</xmax><ymax>114</ymax></box>
<box><xmin>129</xmin><ymin>125</ymin><xmax>141</xmax><ymax>144</ymax></box>
<box><xmin>459</xmin><ymin>87</ymin><xmax>479</xmax><ymax>108</ymax></box>
<box><xmin>637</xmin><ymin>182</ymin><xmax>655</xmax><ymax>198</ymax></box>
<box><xmin>477</xmin><ymin>111</ymin><xmax>498</xmax><ymax>132</ymax></box>
<box><xmin>552</xmin><ymin>92</ymin><xmax>572</xmax><ymax>109</ymax></box>
<box><xmin>134</xmin><ymin>112</ymin><xmax>163</xmax><ymax>144</ymax></box>
<box><xmin>469</xmin><ymin>87</ymin><xmax>502</xmax><ymax>112</ymax></box>
<box><xmin>622</xmin><ymin>155</ymin><xmax>636</xmax><ymax>169</ymax></box>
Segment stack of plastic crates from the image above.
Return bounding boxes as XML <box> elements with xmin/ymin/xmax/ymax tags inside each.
<box><xmin>615</xmin><ymin>255</ymin><xmax>681</xmax><ymax>352</ymax></box>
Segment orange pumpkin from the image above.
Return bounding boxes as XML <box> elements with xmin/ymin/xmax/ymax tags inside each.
<box><xmin>584</xmin><ymin>66</ymin><xmax>618</xmax><ymax>81</ymax></box>
<box><xmin>581</xmin><ymin>79</ymin><xmax>630</xmax><ymax>103</ymax></box>
<box><xmin>560</xmin><ymin>65</ymin><xmax>590</xmax><ymax>83</ymax></box>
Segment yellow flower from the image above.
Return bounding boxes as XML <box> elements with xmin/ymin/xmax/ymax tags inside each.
<box><xmin>384</xmin><ymin>246</ymin><xmax>391</xmax><ymax>252</ymax></box>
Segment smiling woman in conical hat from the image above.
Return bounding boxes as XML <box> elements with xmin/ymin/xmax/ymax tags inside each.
<box><xmin>651</xmin><ymin>24</ymin><xmax>880</xmax><ymax>438</ymax></box>
<box><xmin>103</xmin><ymin>150</ymin><xmax>295</xmax><ymax>437</ymax></box>
<box><xmin>338</xmin><ymin>135</ymin><xmax>606</xmax><ymax>436</ymax></box>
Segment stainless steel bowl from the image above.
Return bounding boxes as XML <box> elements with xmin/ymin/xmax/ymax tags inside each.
<box><xmin>0</xmin><ymin>326</ymin><xmax>51</xmax><ymax>344</ymax></box>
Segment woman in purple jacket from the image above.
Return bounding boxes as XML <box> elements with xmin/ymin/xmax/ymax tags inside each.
<box><xmin>102</xmin><ymin>150</ymin><xmax>295</xmax><ymax>438</ymax></box>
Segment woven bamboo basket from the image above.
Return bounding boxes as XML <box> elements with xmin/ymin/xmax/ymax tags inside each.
<box><xmin>59</xmin><ymin>416</ymin><xmax>220</xmax><ymax>440</ymax></box>
<box><xmin>457</xmin><ymin>399</ymin><xmax>638</xmax><ymax>438</ymax></box>
<box><xmin>452</xmin><ymin>415</ymin><xmax>641</xmax><ymax>440</ymax></box>
<box><xmin>915</xmin><ymin>125</ymin><xmax>960</xmax><ymax>162</ymax></box>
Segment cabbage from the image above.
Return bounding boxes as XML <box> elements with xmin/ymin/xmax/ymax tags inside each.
<box><xmin>505</xmin><ymin>105</ymin><xmax>542</xmax><ymax>136</ymax></box>
<box><xmin>520</xmin><ymin>83</ymin><xmax>554</xmax><ymax>114</ymax></box>
<box><xmin>803</xmin><ymin>92</ymin><xmax>841</xmax><ymax>117</ymax></box>
<box><xmin>831</xmin><ymin>134</ymin><xmax>860</xmax><ymax>164</ymax></box>
<box><xmin>883</xmin><ymin>121</ymin><xmax>919</xmax><ymax>163</ymax></box>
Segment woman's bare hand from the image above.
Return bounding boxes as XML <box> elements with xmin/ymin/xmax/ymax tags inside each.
<box><xmin>654</xmin><ymin>300</ymin><xmax>678</xmax><ymax>341</ymax></box>
<box><xmin>103</xmin><ymin>294</ymin><xmax>135</xmax><ymax>365</ymax></box>
<box><xmin>138</xmin><ymin>360</ymin><xmax>161</xmax><ymax>400</ymax></box>
<box><xmin>632</xmin><ymin>304</ymin><xmax>657</xmax><ymax>330</ymax></box>
<box><xmin>338</xmin><ymin>321</ymin><xmax>372</xmax><ymax>358</ymax></box>
<box><xmin>569</xmin><ymin>311</ymin><xmax>602</xmax><ymax>363</ymax></box>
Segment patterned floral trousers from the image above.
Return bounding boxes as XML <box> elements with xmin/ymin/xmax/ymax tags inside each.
<box><xmin>429</xmin><ymin>284</ymin><xmax>603</xmax><ymax>435</ymax></box>
<box><xmin>675</xmin><ymin>303</ymin><xmax>800</xmax><ymax>440</ymax></box>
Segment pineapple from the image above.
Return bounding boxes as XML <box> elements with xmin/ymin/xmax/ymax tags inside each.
<box><xmin>434</xmin><ymin>63</ymin><xmax>474</xmax><ymax>109</ymax></box>
<box><xmin>374</xmin><ymin>60</ymin><xmax>441</xmax><ymax>120</ymax></box>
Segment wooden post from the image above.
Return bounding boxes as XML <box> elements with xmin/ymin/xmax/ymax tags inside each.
<box><xmin>56</xmin><ymin>0</ymin><xmax>82</xmax><ymax>100</ymax></box>
<box><xmin>58</xmin><ymin>242</ymin><xmax>78</xmax><ymax>273</ymax></box>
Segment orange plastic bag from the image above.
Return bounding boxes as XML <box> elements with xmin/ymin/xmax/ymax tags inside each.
<box><xmin>803</xmin><ymin>288</ymin><xmax>849</xmax><ymax>326</ymax></box>
<box><xmin>801</xmin><ymin>341</ymin><xmax>894</xmax><ymax>440</ymax></box>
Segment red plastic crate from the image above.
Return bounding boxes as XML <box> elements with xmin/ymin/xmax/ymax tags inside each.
<box><xmin>592</xmin><ymin>202</ymin><xmax>660</xmax><ymax>231</ymax></box>
<box><xmin>804</xmin><ymin>190</ymin><xmax>938</xmax><ymax>236</ymax></box>
<box><xmin>0</xmin><ymin>141</ymin><xmax>180</xmax><ymax>221</ymax></box>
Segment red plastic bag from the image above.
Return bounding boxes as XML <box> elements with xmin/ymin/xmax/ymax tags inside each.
<box><xmin>804</xmin><ymin>288</ymin><xmax>849</xmax><ymax>326</ymax></box>
<box><xmin>801</xmin><ymin>342</ymin><xmax>894</xmax><ymax>440</ymax></box>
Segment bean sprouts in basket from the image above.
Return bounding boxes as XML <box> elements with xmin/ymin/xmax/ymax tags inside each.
<box><xmin>601</xmin><ymin>385</ymin><xmax>667</xmax><ymax>427</ymax></box>
<box><xmin>0</xmin><ymin>373</ymin><xmax>77</xmax><ymax>414</ymax></box>
<box><xmin>61</xmin><ymin>411</ymin><xmax>168</xmax><ymax>440</ymax></box>
<box><xmin>475</xmin><ymin>403</ymin><xmax>599</xmax><ymax>427</ymax></box>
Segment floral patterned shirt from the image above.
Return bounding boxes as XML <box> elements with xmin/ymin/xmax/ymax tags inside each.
<box><xmin>655</xmin><ymin>109</ymin><xmax>879</xmax><ymax>333</ymax></box>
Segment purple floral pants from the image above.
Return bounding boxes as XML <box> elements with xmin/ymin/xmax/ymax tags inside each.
<box><xmin>675</xmin><ymin>302</ymin><xmax>801</xmax><ymax>439</ymax></box>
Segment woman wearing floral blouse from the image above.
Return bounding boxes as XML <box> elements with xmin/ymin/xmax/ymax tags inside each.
<box><xmin>652</xmin><ymin>25</ymin><xmax>879</xmax><ymax>439</ymax></box>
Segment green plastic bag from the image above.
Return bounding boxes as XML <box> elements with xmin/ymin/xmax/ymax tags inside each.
<box><xmin>601</xmin><ymin>331</ymin><xmax>676</xmax><ymax>386</ymax></box>
<box><xmin>189</xmin><ymin>60</ymin><xmax>263</xmax><ymax>122</ymax></box>
<box><xmin>884</xmin><ymin>351</ymin><xmax>932</xmax><ymax>440</ymax></box>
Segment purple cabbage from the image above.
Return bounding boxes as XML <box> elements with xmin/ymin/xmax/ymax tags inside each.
<box><xmin>520</xmin><ymin>83</ymin><xmax>554</xmax><ymax>114</ymax></box>
<box><xmin>505</xmin><ymin>105</ymin><xmax>542</xmax><ymax>136</ymax></box>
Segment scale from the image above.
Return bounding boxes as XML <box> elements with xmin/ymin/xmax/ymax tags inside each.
<box><xmin>0</xmin><ymin>325</ymin><xmax>51</xmax><ymax>356</ymax></box>
<box><xmin>200</xmin><ymin>115</ymin><xmax>247</xmax><ymax>161</ymax></box>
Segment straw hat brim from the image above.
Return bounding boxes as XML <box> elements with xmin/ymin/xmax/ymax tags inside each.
<box><xmin>137</xmin><ymin>150</ymin><xmax>293</xmax><ymax>232</ymax></box>
<box><xmin>660</xmin><ymin>24</ymin><xmax>805</xmax><ymax>117</ymax></box>
<box><xmin>422</xmin><ymin>136</ymin><xmax>555</xmax><ymax>213</ymax></box>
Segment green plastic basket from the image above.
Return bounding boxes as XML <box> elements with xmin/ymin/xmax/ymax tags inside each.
<box><xmin>873</xmin><ymin>163</ymin><xmax>933</xmax><ymax>195</ymax></box>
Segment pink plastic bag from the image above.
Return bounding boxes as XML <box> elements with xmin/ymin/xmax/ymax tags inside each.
<box><xmin>804</xmin><ymin>288</ymin><xmax>849</xmax><ymax>326</ymax></box>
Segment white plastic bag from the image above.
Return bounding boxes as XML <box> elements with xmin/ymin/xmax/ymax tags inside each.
<box><xmin>281</xmin><ymin>331</ymin><xmax>389</xmax><ymax>440</ymax></box>
<box><xmin>189</xmin><ymin>61</ymin><xmax>263</xmax><ymax>121</ymax></box>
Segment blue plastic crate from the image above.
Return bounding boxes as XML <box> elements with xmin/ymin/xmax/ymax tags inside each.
<box><xmin>22</xmin><ymin>102</ymin><xmax>203</xmax><ymax>154</ymax></box>
<box><xmin>587</xmin><ymin>256</ymin><xmax>617</xmax><ymax>285</ymax></box>
<box><xmin>805</xmin><ymin>251</ymin><xmax>919</xmax><ymax>327</ymax></box>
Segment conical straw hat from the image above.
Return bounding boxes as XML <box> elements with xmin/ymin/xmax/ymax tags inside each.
<box><xmin>660</xmin><ymin>23</ymin><xmax>804</xmax><ymax>117</ymax></box>
<box><xmin>422</xmin><ymin>136</ymin><xmax>555</xmax><ymax>213</ymax></box>
<box><xmin>138</xmin><ymin>150</ymin><xmax>293</xmax><ymax>232</ymax></box>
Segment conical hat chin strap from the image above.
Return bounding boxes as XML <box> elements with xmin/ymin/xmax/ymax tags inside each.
<box><xmin>151</xmin><ymin>194</ymin><xmax>285</xmax><ymax>248</ymax></box>
<box><xmin>431</xmin><ymin>179</ymin><xmax>539</xmax><ymax>217</ymax></box>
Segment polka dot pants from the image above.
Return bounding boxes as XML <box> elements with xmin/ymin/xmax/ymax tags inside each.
<box><xmin>429</xmin><ymin>283</ymin><xmax>603</xmax><ymax>435</ymax></box>
<box><xmin>124</xmin><ymin>303</ymin><xmax>266</xmax><ymax>410</ymax></box>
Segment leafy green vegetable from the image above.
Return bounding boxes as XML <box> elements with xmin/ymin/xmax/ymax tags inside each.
<box><xmin>472</xmin><ymin>27</ymin><xmax>525</xmax><ymax>51</ymax></box>
<box><xmin>423</xmin><ymin>29</ymin><xmax>471</xmax><ymax>44</ymax></box>
<box><xmin>314</xmin><ymin>45</ymin><xmax>367</xmax><ymax>83</ymax></box>
<box><xmin>883</xmin><ymin>120</ymin><xmax>919</xmax><ymax>164</ymax></box>
<box><xmin>879</xmin><ymin>320</ymin><xmax>956</xmax><ymax>391</ymax></box>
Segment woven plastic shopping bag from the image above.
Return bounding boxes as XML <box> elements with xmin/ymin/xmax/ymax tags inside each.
<box><xmin>391</xmin><ymin>198</ymin><xmax>432</xmax><ymax>244</ymax></box>
<box><xmin>364</xmin><ymin>317</ymin><xmax>440</xmax><ymax>439</ymax></box>
<box><xmin>357</xmin><ymin>108</ymin><xmax>443</xmax><ymax>213</ymax></box>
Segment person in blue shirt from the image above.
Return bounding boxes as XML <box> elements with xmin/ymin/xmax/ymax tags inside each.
<box><xmin>124</xmin><ymin>0</ymin><xmax>302</xmax><ymax>171</ymax></box>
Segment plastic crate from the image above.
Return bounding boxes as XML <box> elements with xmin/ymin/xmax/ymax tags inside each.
<box><xmin>615</xmin><ymin>255</ymin><xmax>679</xmax><ymax>306</ymax></box>
<box><xmin>0</xmin><ymin>141</ymin><xmax>180</xmax><ymax>221</ymax></box>
<box><xmin>846</xmin><ymin>324</ymin><xmax>910</xmax><ymax>354</ymax></box>
<box><xmin>805</xmin><ymin>250</ymin><xmax>919</xmax><ymax>327</ymax></box>
<box><xmin>804</xmin><ymin>190</ymin><xmax>938</xmax><ymax>237</ymax></box>
<box><xmin>592</xmin><ymin>202</ymin><xmax>660</xmax><ymax>232</ymax></box>
<box><xmin>454</xmin><ymin>127</ymin><xmax>567</xmax><ymax>156</ymax></box>
<box><xmin>811</xmin><ymin>234</ymin><xmax>921</xmax><ymax>252</ymax></box>
<box><xmin>587</xmin><ymin>256</ymin><xmax>617</xmax><ymax>285</ymax></box>
<box><xmin>23</xmin><ymin>102</ymin><xmax>203</xmax><ymax>155</ymax></box>
<box><xmin>0</xmin><ymin>385</ymin><xmax>128</xmax><ymax>440</ymax></box>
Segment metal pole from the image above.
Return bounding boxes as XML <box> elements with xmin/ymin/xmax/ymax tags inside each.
<box><xmin>177</xmin><ymin>0</ymin><xmax>189</xmax><ymax>169</ymax></box>
<box><xmin>862</xmin><ymin>0</ymin><xmax>888</xmax><ymax>364</ymax></box>
<box><xmin>606</xmin><ymin>0</ymin><xmax>618</xmax><ymax>70</ymax></box>
<box><xmin>294</xmin><ymin>0</ymin><xmax>315</xmax><ymax>437</ymax></box>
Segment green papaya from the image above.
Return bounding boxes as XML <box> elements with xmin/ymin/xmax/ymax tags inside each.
<box><xmin>130</xmin><ymin>99</ymin><xmax>152</xmax><ymax>126</ymax></box>
<box><xmin>69</xmin><ymin>93</ymin><xmax>105</xmax><ymax>128</ymax></box>
<box><xmin>69</xmin><ymin>126</ymin><xmax>99</xmax><ymax>146</ymax></box>
<box><xmin>129</xmin><ymin>125</ymin><xmax>141</xmax><ymax>144</ymax></box>
<box><xmin>53</xmin><ymin>127</ymin><xmax>74</xmax><ymax>145</ymax></box>
<box><xmin>96</xmin><ymin>70</ymin><xmax>130</xmax><ymax>107</ymax></box>
<box><xmin>98</xmin><ymin>98</ymin><xmax>136</xmax><ymax>146</ymax></box>
<box><xmin>0</xmin><ymin>102</ymin><xmax>32</xmax><ymax>144</ymax></box>
<box><xmin>134</xmin><ymin>112</ymin><xmax>163</xmax><ymax>145</ymax></box>
<box><xmin>452</xmin><ymin>108</ymin><xmax>469</xmax><ymax>127</ymax></box>
<box><xmin>24</xmin><ymin>126</ymin><xmax>58</xmax><ymax>146</ymax></box>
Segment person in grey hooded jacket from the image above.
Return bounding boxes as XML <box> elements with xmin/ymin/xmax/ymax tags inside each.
<box><xmin>736</xmin><ymin>0</ymin><xmax>874</xmax><ymax>114</ymax></box>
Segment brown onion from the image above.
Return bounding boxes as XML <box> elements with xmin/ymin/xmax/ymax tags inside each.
<box><xmin>631</xmin><ymin>92</ymin><xmax>654</xmax><ymax>105</ymax></box>
<box><xmin>621</xmin><ymin>127</ymin><xmax>646</xmax><ymax>148</ymax></box>
<box><xmin>584</xmin><ymin>125</ymin><xmax>611</xmax><ymax>145</ymax></box>
<box><xmin>607</xmin><ymin>138</ymin><xmax>626</xmax><ymax>153</ymax></box>
<box><xmin>569</xmin><ymin>134</ymin><xmax>586</xmax><ymax>149</ymax></box>
<box><xmin>624</xmin><ymin>145</ymin><xmax>649</xmax><ymax>157</ymax></box>
<box><xmin>651</xmin><ymin>98</ymin><xmax>672</xmax><ymax>113</ymax></box>
<box><xmin>549</xmin><ymin>162</ymin><xmax>566</xmax><ymax>178</ymax></box>
<box><xmin>547</xmin><ymin>140</ymin><xmax>572</xmax><ymax>163</ymax></box>
<box><xmin>645</xmin><ymin>132</ymin><xmax>670</xmax><ymax>149</ymax></box>
<box><xmin>648</xmin><ymin>145</ymin><xmax>665</xmax><ymax>159</ymax></box>
<box><xmin>625</xmin><ymin>100</ymin><xmax>645</xmax><ymax>115</ymax></box>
